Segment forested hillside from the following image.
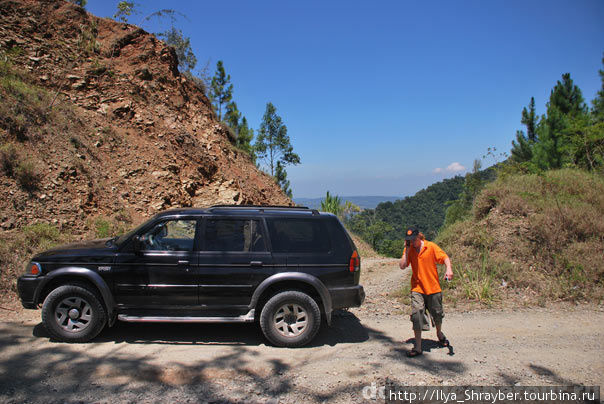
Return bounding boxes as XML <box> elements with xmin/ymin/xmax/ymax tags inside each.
<box><xmin>345</xmin><ymin>175</ymin><xmax>468</xmax><ymax>257</ymax></box>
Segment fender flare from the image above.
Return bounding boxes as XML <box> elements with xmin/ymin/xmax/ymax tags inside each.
<box><xmin>250</xmin><ymin>272</ymin><xmax>333</xmax><ymax>325</ymax></box>
<box><xmin>34</xmin><ymin>267</ymin><xmax>116</xmax><ymax>324</ymax></box>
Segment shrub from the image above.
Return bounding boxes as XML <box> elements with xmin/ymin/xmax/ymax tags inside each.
<box><xmin>15</xmin><ymin>160</ymin><xmax>40</xmax><ymax>191</ymax></box>
<box><xmin>0</xmin><ymin>143</ymin><xmax>18</xmax><ymax>176</ymax></box>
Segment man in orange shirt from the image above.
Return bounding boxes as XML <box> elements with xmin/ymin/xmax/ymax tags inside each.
<box><xmin>399</xmin><ymin>226</ymin><xmax>453</xmax><ymax>357</ymax></box>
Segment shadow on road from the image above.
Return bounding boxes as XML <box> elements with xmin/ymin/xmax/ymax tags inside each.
<box><xmin>31</xmin><ymin>309</ymin><xmax>370</xmax><ymax>348</ymax></box>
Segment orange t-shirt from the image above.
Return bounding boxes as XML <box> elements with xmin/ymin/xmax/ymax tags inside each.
<box><xmin>402</xmin><ymin>240</ymin><xmax>449</xmax><ymax>295</ymax></box>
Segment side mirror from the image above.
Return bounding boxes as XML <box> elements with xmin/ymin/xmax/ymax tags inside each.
<box><xmin>132</xmin><ymin>235</ymin><xmax>142</xmax><ymax>253</ymax></box>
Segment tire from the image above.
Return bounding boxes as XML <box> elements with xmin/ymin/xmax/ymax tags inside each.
<box><xmin>259</xmin><ymin>291</ymin><xmax>321</xmax><ymax>348</ymax></box>
<box><xmin>41</xmin><ymin>284</ymin><xmax>107</xmax><ymax>342</ymax></box>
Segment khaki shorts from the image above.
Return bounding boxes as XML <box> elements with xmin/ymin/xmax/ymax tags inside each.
<box><xmin>410</xmin><ymin>291</ymin><xmax>444</xmax><ymax>331</ymax></box>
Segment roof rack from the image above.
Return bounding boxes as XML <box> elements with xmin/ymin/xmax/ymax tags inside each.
<box><xmin>208</xmin><ymin>205</ymin><xmax>320</xmax><ymax>215</ymax></box>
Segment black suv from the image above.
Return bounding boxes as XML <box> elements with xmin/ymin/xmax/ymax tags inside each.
<box><xmin>17</xmin><ymin>206</ymin><xmax>365</xmax><ymax>347</ymax></box>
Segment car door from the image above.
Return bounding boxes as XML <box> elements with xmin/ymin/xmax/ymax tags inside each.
<box><xmin>140</xmin><ymin>218</ymin><xmax>200</xmax><ymax>308</ymax></box>
<box><xmin>197</xmin><ymin>217</ymin><xmax>273</xmax><ymax>315</ymax></box>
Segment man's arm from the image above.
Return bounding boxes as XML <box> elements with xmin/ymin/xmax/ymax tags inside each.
<box><xmin>399</xmin><ymin>245</ymin><xmax>409</xmax><ymax>270</ymax></box>
<box><xmin>444</xmin><ymin>257</ymin><xmax>453</xmax><ymax>280</ymax></box>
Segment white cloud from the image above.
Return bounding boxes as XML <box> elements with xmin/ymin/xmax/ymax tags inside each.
<box><xmin>433</xmin><ymin>167</ymin><xmax>443</xmax><ymax>174</ymax></box>
<box><xmin>446</xmin><ymin>162</ymin><xmax>465</xmax><ymax>172</ymax></box>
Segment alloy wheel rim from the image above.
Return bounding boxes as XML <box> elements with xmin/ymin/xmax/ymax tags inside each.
<box><xmin>273</xmin><ymin>303</ymin><xmax>308</xmax><ymax>337</ymax></box>
<box><xmin>54</xmin><ymin>297</ymin><xmax>92</xmax><ymax>333</ymax></box>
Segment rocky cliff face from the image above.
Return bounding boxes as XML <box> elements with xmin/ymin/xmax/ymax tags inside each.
<box><xmin>0</xmin><ymin>0</ymin><xmax>291</xmax><ymax>232</ymax></box>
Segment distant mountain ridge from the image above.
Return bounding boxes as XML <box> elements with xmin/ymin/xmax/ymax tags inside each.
<box><xmin>294</xmin><ymin>196</ymin><xmax>401</xmax><ymax>210</ymax></box>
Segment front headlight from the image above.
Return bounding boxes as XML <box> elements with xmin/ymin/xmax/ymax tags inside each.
<box><xmin>24</xmin><ymin>262</ymin><xmax>42</xmax><ymax>276</ymax></box>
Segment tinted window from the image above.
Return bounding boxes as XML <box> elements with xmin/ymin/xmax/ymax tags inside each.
<box><xmin>204</xmin><ymin>219</ymin><xmax>266</xmax><ymax>252</ymax></box>
<box><xmin>267</xmin><ymin>219</ymin><xmax>331</xmax><ymax>253</ymax></box>
<box><xmin>140</xmin><ymin>219</ymin><xmax>197</xmax><ymax>251</ymax></box>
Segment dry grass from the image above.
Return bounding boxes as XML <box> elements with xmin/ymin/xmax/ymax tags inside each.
<box><xmin>437</xmin><ymin>169</ymin><xmax>604</xmax><ymax>307</ymax></box>
<box><xmin>348</xmin><ymin>231</ymin><xmax>382</xmax><ymax>259</ymax></box>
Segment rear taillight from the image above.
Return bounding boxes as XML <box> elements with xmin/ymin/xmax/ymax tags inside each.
<box><xmin>349</xmin><ymin>250</ymin><xmax>360</xmax><ymax>272</ymax></box>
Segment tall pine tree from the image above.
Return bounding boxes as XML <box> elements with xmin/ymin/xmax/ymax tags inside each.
<box><xmin>224</xmin><ymin>102</ymin><xmax>255</xmax><ymax>161</ymax></box>
<box><xmin>532</xmin><ymin>73</ymin><xmax>587</xmax><ymax>169</ymax></box>
<box><xmin>511</xmin><ymin>97</ymin><xmax>538</xmax><ymax>162</ymax></box>
<box><xmin>255</xmin><ymin>102</ymin><xmax>300</xmax><ymax>177</ymax></box>
<box><xmin>255</xmin><ymin>102</ymin><xmax>300</xmax><ymax>196</ymax></box>
<box><xmin>210</xmin><ymin>61</ymin><xmax>233</xmax><ymax>120</ymax></box>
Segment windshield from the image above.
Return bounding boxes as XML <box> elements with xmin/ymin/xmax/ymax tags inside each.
<box><xmin>115</xmin><ymin>216</ymin><xmax>156</xmax><ymax>246</ymax></box>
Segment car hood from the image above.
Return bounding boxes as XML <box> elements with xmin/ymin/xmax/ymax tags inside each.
<box><xmin>33</xmin><ymin>238</ymin><xmax>116</xmax><ymax>260</ymax></box>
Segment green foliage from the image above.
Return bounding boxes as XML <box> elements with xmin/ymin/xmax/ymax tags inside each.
<box><xmin>532</xmin><ymin>73</ymin><xmax>589</xmax><ymax>170</ymax></box>
<box><xmin>224</xmin><ymin>102</ymin><xmax>256</xmax><ymax>161</ymax></box>
<box><xmin>255</xmin><ymin>102</ymin><xmax>300</xmax><ymax>179</ymax></box>
<box><xmin>0</xmin><ymin>58</ymin><xmax>50</xmax><ymax>141</ymax></box>
<box><xmin>346</xmin><ymin>175</ymin><xmax>466</xmax><ymax>257</ymax></box>
<box><xmin>511</xmin><ymin>97</ymin><xmax>537</xmax><ymax>162</ymax></box>
<box><xmin>320</xmin><ymin>191</ymin><xmax>342</xmax><ymax>216</ymax></box>
<box><xmin>158</xmin><ymin>27</ymin><xmax>197</xmax><ymax>73</ymax></box>
<box><xmin>114</xmin><ymin>1</ymin><xmax>136</xmax><ymax>23</ymax></box>
<box><xmin>592</xmin><ymin>54</ymin><xmax>604</xmax><ymax>122</ymax></box>
<box><xmin>236</xmin><ymin>117</ymin><xmax>255</xmax><ymax>160</ymax></box>
<box><xmin>443</xmin><ymin>159</ymin><xmax>491</xmax><ymax>227</ymax></box>
<box><xmin>210</xmin><ymin>61</ymin><xmax>233</xmax><ymax>120</ymax></box>
<box><xmin>14</xmin><ymin>160</ymin><xmax>40</xmax><ymax>191</ymax></box>
<box><xmin>92</xmin><ymin>215</ymin><xmax>131</xmax><ymax>239</ymax></box>
<box><xmin>275</xmin><ymin>161</ymin><xmax>292</xmax><ymax>198</ymax></box>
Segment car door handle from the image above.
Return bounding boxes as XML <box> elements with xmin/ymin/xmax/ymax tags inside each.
<box><xmin>250</xmin><ymin>261</ymin><xmax>263</xmax><ymax>267</ymax></box>
<box><xmin>178</xmin><ymin>260</ymin><xmax>189</xmax><ymax>265</ymax></box>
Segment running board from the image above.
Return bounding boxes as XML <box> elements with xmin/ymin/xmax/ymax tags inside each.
<box><xmin>118</xmin><ymin>309</ymin><xmax>255</xmax><ymax>323</ymax></box>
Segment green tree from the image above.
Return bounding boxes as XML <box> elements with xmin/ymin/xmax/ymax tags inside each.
<box><xmin>320</xmin><ymin>191</ymin><xmax>343</xmax><ymax>216</ymax></box>
<box><xmin>255</xmin><ymin>102</ymin><xmax>300</xmax><ymax>177</ymax></box>
<box><xmin>224</xmin><ymin>101</ymin><xmax>241</xmax><ymax>130</ymax></box>
<box><xmin>225</xmin><ymin>102</ymin><xmax>255</xmax><ymax>160</ymax></box>
<box><xmin>236</xmin><ymin>117</ymin><xmax>255</xmax><ymax>160</ymax></box>
<box><xmin>532</xmin><ymin>73</ymin><xmax>588</xmax><ymax>170</ymax></box>
<box><xmin>275</xmin><ymin>161</ymin><xmax>292</xmax><ymax>198</ymax></box>
<box><xmin>522</xmin><ymin>97</ymin><xmax>538</xmax><ymax>141</ymax></box>
<box><xmin>592</xmin><ymin>54</ymin><xmax>604</xmax><ymax>122</ymax></box>
<box><xmin>114</xmin><ymin>1</ymin><xmax>136</xmax><ymax>23</ymax></box>
<box><xmin>210</xmin><ymin>61</ymin><xmax>233</xmax><ymax>120</ymax></box>
<box><xmin>157</xmin><ymin>27</ymin><xmax>197</xmax><ymax>73</ymax></box>
<box><xmin>511</xmin><ymin>97</ymin><xmax>538</xmax><ymax>163</ymax></box>
<box><xmin>366</xmin><ymin>221</ymin><xmax>394</xmax><ymax>251</ymax></box>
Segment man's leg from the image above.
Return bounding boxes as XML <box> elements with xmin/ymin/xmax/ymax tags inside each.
<box><xmin>427</xmin><ymin>293</ymin><xmax>447</xmax><ymax>344</ymax></box>
<box><xmin>414</xmin><ymin>328</ymin><xmax>422</xmax><ymax>353</ymax></box>
<box><xmin>410</xmin><ymin>292</ymin><xmax>426</xmax><ymax>353</ymax></box>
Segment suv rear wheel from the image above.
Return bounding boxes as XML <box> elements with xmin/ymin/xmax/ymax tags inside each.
<box><xmin>41</xmin><ymin>284</ymin><xmax>107</xmax><ymax>342</ymax></box>
<box><xmin>260</xmin><ymin>291</ymin><xmax>321</xmax><ymax>347</ymax></box>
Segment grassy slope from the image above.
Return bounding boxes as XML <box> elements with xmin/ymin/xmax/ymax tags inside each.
<box><xmin>435</xmin><ymin>168</ymin><xmax>604</xmax><ymax>307</ymax></box>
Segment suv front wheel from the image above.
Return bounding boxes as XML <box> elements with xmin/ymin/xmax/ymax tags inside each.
<box><xmin>41</xmin><ymin>284</ymin><xmax>107</xmax><ymax>342</ymax></box>
<box><xmin>260</xmin><ymin>291</ymin><xmax>321</xmax><ymax>347</ymax></box>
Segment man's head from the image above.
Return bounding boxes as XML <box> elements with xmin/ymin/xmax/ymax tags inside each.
<box><xmin>405</xmin><ymin>226</ymin><xmax>422</xmax><ymax>248</ymax></box>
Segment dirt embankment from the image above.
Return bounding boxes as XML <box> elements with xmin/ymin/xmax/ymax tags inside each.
<box><xmin>0</xmin><ymin>0</ymin><xmax>291</xmax><ymax>298</ymax></box>
<box><xmin>1</xmin><ymin>258</ymin><xmax>602</xmax><ymax>404</ymax></box>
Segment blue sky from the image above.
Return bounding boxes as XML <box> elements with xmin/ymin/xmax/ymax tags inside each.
<box><xmin>87</xmin><ymin>0</ymin><xmax>604</xmax><ymax>198</ymax></box>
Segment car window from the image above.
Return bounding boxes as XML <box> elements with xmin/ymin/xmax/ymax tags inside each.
<box><xmin>266</xmin><ymin>219</ymin><xmax>331</xmax><ymax>253</ymax></box>
<box><xmin>204</xmin><ymin>219</ymin><xmax>267</xmax><ymax>252</ymax></box>
<box><xmin>140</xmin><ymin>219</ymin><xmax>197</xmax><ymax>251</ymax></box>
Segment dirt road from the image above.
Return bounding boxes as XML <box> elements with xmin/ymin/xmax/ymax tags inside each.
<box><xmin>1</xmin><ymin>258</ymin><xmax>602</xmax><ymax>403</ymax></box>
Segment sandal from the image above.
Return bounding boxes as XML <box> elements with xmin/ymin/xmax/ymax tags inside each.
<box><xmin>406</xmin><ymin>349</ymin><xmax>423</xmax><ymax>358</ymax></box>
<box><xmin>438</xmin><ymin>335</ymin><xmax>450</xmax><ymax>347</ymax></box>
